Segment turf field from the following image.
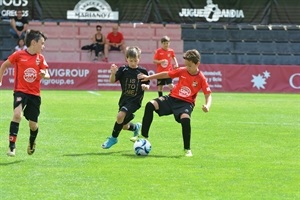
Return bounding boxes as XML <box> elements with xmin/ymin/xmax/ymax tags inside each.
<box><xmin>0</xmin><ymin>90</ymin><xmax>299</xmax><ymax>200</ymax></box>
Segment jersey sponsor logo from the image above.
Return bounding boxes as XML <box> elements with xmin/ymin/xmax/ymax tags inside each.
<box><xmin>179</xmin><ymin>86</ymin><xmax>191</xmax><ymax>97</ymax></box>
<box><xmin>36</xmin><ymin>56</ymin><xmax>41</xmax><ymax>66</ymax></box>
<box><xmin>23</xmin><ymin>68</ymin><xmax>37</xmax><ymax>83</ymax></box>
<box><xmin>192</xmin><ymin>81</ymin><xmax>198</xmax><ymax>87</ymax></box>
<box><xmin>161</xmin><ymin>60</ymin><xmax>168</xmax><ymax>68</ymax></box>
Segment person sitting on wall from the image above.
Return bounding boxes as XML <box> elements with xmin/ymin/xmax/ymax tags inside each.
<box><xmin>102</xmin><ymin>25</ymin><xmax>125</xmax><ymax>62</ymax></box>
<box><xmin>91</xmin><ymin>25</ymin><xmax>107</xmax><ymax>62</ymax></box>
<box><xmin>10</xmin><ymin>8</ymin><xmax>28</xmax><ymax>39</ymax></box>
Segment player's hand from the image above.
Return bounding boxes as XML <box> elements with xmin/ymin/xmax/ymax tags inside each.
<box><xmin>202</xmin><ymin>104</ymin><xmax>209</xmax><ymax>113</ymax></box>
<box><xmin>141</xmin><ymin>84</ymin><xmax>150</xmax><ymax>91</ymax></box>
<box><xmin>40</xmin><ymin>69</ymin><xmax>50</xmax><ymax>79</ymax></box>
<box><xmin>138</xmin><ymin>73</ymin><xmax>149</xmax><ymax>81</ymax></box>
<box><xmin>110</xmin><ymin>64</ymin><xmax>118</xmax><ymax>74</ymax></box>
<box><xmin>173</xmin><ymin>64</ymin><xmax>179</xmax><ymax>69</ymax></box>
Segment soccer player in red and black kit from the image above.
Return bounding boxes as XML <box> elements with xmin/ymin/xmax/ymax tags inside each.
<box><xmin>0</xmin><ymin>29</ymin><xmax>50</xmax><ymax>156</ymax></box>
<box><xmin>138</xmin><ymin>49</ymin><xmax>212</xmax><ymax>157</ymax></box>
<box><xmin>101</xmin><ymin>46</ymin><xmax>150</xmax><ymax>149</ymax></box>
<box><xmin>153</xmin><ymin>36</ymin><xmax>178</xmax><ymax>97</ymax></box>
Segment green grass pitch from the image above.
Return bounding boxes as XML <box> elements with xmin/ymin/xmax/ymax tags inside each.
<box><xmin>0</xmin><ymin>90</ymin><xmax>299</xmax><ymax>200</ymax></box>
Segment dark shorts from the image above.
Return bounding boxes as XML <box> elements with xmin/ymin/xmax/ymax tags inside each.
<box><xmin>13</xmin><ymin>91</ymin><xmax>41</xmax><ymax>122</ymax></box>
<box><xmin>119</xmin><ymin>103</ymin><xmax>140</xmax><ymax>125</ymax></box>
<box><xmin>110</xmin><ymin>46</ymin><xmax>121</xmax><ymax>51</ymax></box>
<box><xmin>154</xmin><ymin>95</ymin><xmax>194</xmax><ymax>123</ymax></box>
<box><xmin>157</xmin><ymin>78</ymin><xmax>173</xmax><ymax>86</ymax></box>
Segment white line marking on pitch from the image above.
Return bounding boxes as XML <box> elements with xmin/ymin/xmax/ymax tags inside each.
<box><xmin>88</xmin><ymin>91</ymin><xmax>101</xmax><ymax>96</ymax></box>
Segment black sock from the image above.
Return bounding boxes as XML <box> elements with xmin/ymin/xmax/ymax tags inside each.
<box><xmin>112</xmin><ymin>122</ymin><xmax>123</xmax><ymax>138</ymax></box>
<box><xmin>158</xmin><ymin>91</ymin><xmax>163</xmax><ymax>97</ymax></box>
<box><xmin>30</xmin><ymin>128</ymin><xmax>38</xmax><ymax>147</ymax></box>
<box><xmin>141</xmin><ymin>102</ymin><xmax>155</xmax><ymax>138</ymax></box>
<box><xmin>180</xmin><ymin>118</ymin><xmax>191</xmax><ymax>150</ymax></box>
<box><xmin>9</xmin><ymin>121</ymin><xmax>19</xmax><ymax>150</ymax></box>
<box><xmin>128</xmin><ymin>122</ymin><xmax>135</xmax><ymax>131</ymax></box>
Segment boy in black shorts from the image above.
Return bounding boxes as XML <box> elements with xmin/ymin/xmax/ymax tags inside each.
<box><xmin>153</xmin><ymin>36</ymin><xmax>178</xmax><ymax>97</ymax></box>
<box><xmin>101</xmin><ymin>46</ymin><xmax>150</xmax><ymax>149</ymax></box>
<box><xmin>138</xmin><ymin>49</ymin><xmax>212</xmax><ymax>157</ymax></box>
<box><xmin>0</xmin><ymin>30</ymin><xmax>50</xmax><ymax>156</ymax></box>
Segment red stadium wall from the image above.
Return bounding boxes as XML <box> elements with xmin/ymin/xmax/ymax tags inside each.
<box><xmin>1</xmin><ymin>62</ymin><xmax>299</xmax><ymax>93</ymax></box>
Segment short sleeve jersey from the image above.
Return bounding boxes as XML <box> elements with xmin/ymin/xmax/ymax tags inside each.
<box><xmin>107</xmin><ymin>32</ymin><xmax>124</xmax><ymax>44</ymax></box>
<box><xmin>154</xmin><ymin>48</ymin><xmax>176</xmax><ymax>73</ymax></box>
<box><xmin>168</xmin><ymin>67</ymin><xmax>211</xmax><ymax>105</ymax></box>
<box><xmin>114</xmin><ymin>65</ymin><xmax>149</xmax><ymax>108</ymax></box>
<box><xmin>8</xmin><ymin>50</ymin><xmax>48</xmax><ymax>96</ymax></box>
<box><xmin>13</xmin><ymin>16</ymin><xmax>28</xmax><ymax>31</ymax></box>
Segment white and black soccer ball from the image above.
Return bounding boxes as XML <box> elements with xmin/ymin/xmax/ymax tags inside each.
<box><xmin>133</xmin><ymin>139</ymin><xmax>151</xmax><ymax>156</ymax></box>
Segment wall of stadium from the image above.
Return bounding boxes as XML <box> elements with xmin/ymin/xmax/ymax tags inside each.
<box><xmin>1</xmin><ymin>62</ymin><xmax>299</xmax><ymax>93</ymax></box>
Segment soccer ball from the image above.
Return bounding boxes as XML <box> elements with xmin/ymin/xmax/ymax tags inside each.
<box><xmin>133</xmin><ymin>139</ymin><xmax>151</xmax><ymax>156</ymax></box>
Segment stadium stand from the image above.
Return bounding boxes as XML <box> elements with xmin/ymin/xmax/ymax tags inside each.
<box><xmin>2</xmin><ymin>20</ymin><xmax>298</xmax><ymax>65</ymax></box>
<box><xmin>26</xmin><ymin>22</ymin><xmax>183</xmax><ymax>63</ymax></box>
<box><xmin>0</xmin><ymin>21</ymin><xmax>15</xmax><ymax>60</ymax></box>
<box><xmin>182</xmin><ymin>24</ymin><xmax>300</xmax><ymax>65</ymax></box>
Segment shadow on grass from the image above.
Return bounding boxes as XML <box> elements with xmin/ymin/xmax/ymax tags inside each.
<box><xmin>0</xmin><ymin>160</ymin><xmax>24</xmax><ymax>166</ymax></box>
<box><xmin>63</xmin><ymin>150</ymin><xmax>128</xmax><ymax>157</ymax></box>
<box><xmin>122</xmin><ymin>153</ymin><xmax>182</xmax><ymax>159</ymax></box>
<box><xmin>63</xmin><ymin>151</ymin><xmax>182</xmax><ymax>159</ymax></box>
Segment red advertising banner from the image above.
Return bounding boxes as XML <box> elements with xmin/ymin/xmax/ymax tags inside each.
<box><xmin>0</xmin><ymin>62</ymin><xmax>299</xmax><ymax>93</ymax></box>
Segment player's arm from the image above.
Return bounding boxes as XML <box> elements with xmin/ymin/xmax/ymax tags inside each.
<box><xmin>117</xmin><ymin>39</ymin><xmax>124</xmax><ymax>47</ymax></box>
<box><xmin>10</xmin><ymin>18</ymin><xmax>17</xmax><ymax>32</ymax></box>
<box><xmin>138</xmin><ymin>71</ymin><xmax>169</xmax><ymax>82</ymax></box>
<box><xmin>0</xmin><ymin>59</ymin><xmax>12</xmax><ymax>86</ymax></box>
<box><xmin>109</xmin><ymin>64</ymin><xmax>118</xmax><ymax>83</ymax></box>
<box><xmin>22</xmin><ymin>22</ymin><xmax>28</xmax><ymax>32</ymax></box>
<box><xmin>172</xmin><ymin>57</ymin><xmax>179</xmax><ymax>69</ymax></box>
<box><xmin>91</xmin><ymin>35</ymin><xmax>96</xmax><ymax>43</ymax></box>
<box><xmin>202</xmin><ymin>93</ymin><xmax>212</xmax><ymax>113</ymax></box>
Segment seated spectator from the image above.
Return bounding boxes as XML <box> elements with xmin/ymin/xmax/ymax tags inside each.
<box><xmin>91</xmin><ymin>25</ymin><xmax>107</xmax><ymax>61</ymax></box>
<box><xmin>14</xmin><ymin>38</ymin><xmax>27</xmax><ymax>51</ymax></box>
<box><xmin>10</xmin><ymin>9</ymin><xmax>28</xmax><ymax>39</ymax></box>
<box><xmin>103</xmin><ymin>25</ymin><xmax>125</xmax><ymax>62</ymax></box>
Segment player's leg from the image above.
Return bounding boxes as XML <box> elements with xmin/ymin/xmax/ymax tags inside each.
<box><xmin>24</xmin><ymin>95</ymin><xmax>41</xmax><ymax>155</ymax></box>
<box><xmin>157</xmin><ymin>79</ymin><xmax>163</xmax><ymax>97</ymax></box>
<box><xmin>7</xmin><ymin>92</ymin><xmax>25</xmax><ymax>156</ymax></box>
<box><xmin>102</xmin><ymin>110</ymin><xmax>126</xmax><ymax>149</ymax></box>
<box><xmin>173</xmin><ymin>99</ymin><xmax>194</xmax><ymax>156</ymax></box>
<box><xmin>121</xmin><ymin>112</ymin><xmax>141</xmax><ymax>142</ymax></box>
<box><xmin>7</xmin><ymin>105</ymin><xmax>22</xmax><ymax>156</ymax></box>
<box><xmin>141</xmin><ymin>100</ymin><xmax>158</xmax><ymax>138</ymax></box>
<box><xmin>119</xmin><ymin>104</ymin><xmax>142</xmax><ymax>141</ymax></box>
<box><xmin>28</xmin><ymin>120</ymin><xmax>38</xmax><ymax>155</ymax></box>
<box><xmin>180</xmin><ymin>114</ymin><xmax>193</xmax><ymax>157</ymax></box>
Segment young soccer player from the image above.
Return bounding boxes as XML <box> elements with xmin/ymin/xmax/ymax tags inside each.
<box><xmin>138</xmin><ymin>49</ymin><xmax>212</xmax><ymax>157</ymax></box>
<box><xmin>0</xmin><ymin>29</ymin><xmax>50</xmax><ymax>156</ymax></box>
<box><xmin>153</xmin><ymin>36</ymin><xmax>179</xmax><ymax>97</ymax></box>
<box><xmin>101</xmin><ymin>46</ymin><xmax>150</xmax><ymax>149</ymax></box>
